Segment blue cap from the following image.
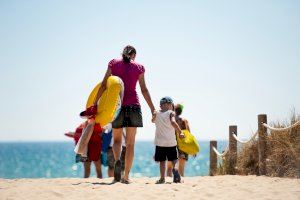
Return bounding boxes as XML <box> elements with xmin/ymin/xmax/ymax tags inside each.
<box><xmin>160</xmin><ymin>96</ymin><xmax>173</xmax><ymax>105</ymax></box>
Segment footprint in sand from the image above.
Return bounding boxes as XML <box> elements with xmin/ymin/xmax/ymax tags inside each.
<box><xmin>204</xmin><ymin>193</ymin><xmax>214</xmax><ymax>197</ymax></box>
<box><xmin>51</xmin><ymin>191</ymin><xmax>64</xmax><ymax>197</ymax></box>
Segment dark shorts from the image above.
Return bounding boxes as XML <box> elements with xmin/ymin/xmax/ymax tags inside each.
<box><xmin>178</xmin><ymin>149</ymin><xmax>189</xmax><ymax>161</ymax></box>
<box><xmin>155</xmin><ymin>146</ymin><xmax>178</xmax><ymax>162</ymax></box>
<box><xmin>112</xmin><ymin>105</ymin><xmax>143</xmax><ymax>128</ymax></box>
<box><xmin>107</xmin><ymin>147</ymin><xmax>126</xmax><ymax>170</ymax></box>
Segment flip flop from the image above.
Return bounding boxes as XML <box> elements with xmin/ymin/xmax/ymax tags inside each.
<box><xmin>172</xmin><ymin>169</ymin><xmax>181</xmax><ymax>183</ymax></box>
<box><xmin>121</xmin><ymin>179</ymin><xmax>132</xmax><ymax>184</ymax></box>
<box><xmin>75</xmin><ymin>154</ymin><xmax>89</xmax><ymax>163</ymax></box>
<box><xmin>114</xmin><ymin>160</ymin><xmax>122</xmax><ymax>182</ymax></box>
<box><xmin>155</xmin><ymin>178</ymin><xmax>165</xmax><ymax>184</ymax></box>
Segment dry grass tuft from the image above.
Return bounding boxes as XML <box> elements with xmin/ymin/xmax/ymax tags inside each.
<box><xmin>217</xmin><ymin>112</ymin><xmax>300</xmax><ymax>178</ymax></box>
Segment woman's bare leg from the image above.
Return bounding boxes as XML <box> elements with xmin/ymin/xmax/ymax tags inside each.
<box><xmin>83</xmin><ymin>162</ymin><xmax>91</xmax><ymax>178</ymax></box>
<box><xmin>123</xmin><ymin>127</ymin><xmax>137</xmax><ymax>181</ymax></box>
<box><xmin>93</xmin><ymin>160</ymin><xmax>102</xmax><ymax>178</ymax></box>
<box><xmin>112</xmin><ymin>128</ymin><xmax>123</xmax><ymax>181</ymax></box>
<box><xmin>112</xmin><ymin>128</ymin><xmax>123</xmax><ymax>160</ymax></box>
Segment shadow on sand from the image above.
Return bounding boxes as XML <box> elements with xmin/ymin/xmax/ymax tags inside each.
<box><xmin>72</xmin><ymin>181</ymin><xmax>117</xmax><ymax>186</ymax></box>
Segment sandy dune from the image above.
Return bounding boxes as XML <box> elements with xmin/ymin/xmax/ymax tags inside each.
<box><xmin>0</xmin><ymin>176</ymin><xmax>299</xmax><ymax>200</ymax></box>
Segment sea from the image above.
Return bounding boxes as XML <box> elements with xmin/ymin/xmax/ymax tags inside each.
<box><xmin>0</xmin><ymin>141</ymin><xmax>227</xmax><ymax>179</ymax></box>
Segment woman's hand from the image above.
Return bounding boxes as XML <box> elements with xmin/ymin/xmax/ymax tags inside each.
<box><xmin>151</xmin><ymin>110</ymin><xmax>157</xmax><ymax>123</ymax></box>
<box><xmin>151</xmin><ymin>109</ymin><xmax>156</xmax><ymax>115</ymax></box>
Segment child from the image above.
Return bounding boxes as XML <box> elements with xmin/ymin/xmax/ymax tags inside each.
<box><xmin>167</xmin><ymin>103</ymin><xmax>191</xmax><ymax>177</ymax></box>
<box><xmin>152</xmin><ymin>97</ymin><xmax>185</xmax><ymax>184</ymax></box>
<box><xmin>65</xmin><ymin>120</ymin><xmax>102</xmax><ymax>178</ymax></box>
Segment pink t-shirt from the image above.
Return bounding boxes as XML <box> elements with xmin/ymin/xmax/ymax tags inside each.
<box><xmin>108</xmin><ymin>59</ymin><xmax>145</xmax><ymax>106</ymax></box>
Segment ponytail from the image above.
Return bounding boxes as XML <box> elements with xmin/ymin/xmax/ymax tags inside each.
<box><xmin>122</xmin><ymin>45</ymin><xmax>136</xmax><ymax>63</ymax></box>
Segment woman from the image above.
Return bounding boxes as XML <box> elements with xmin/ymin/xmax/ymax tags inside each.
<box><xmin>93</xmin><ymin>45</ymin><xmax>155</xmax><ymax>183</ymax></box>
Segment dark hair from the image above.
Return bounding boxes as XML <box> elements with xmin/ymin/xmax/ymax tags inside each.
<box><xmin>122</xmin><ymin>45</ymin><xmax>136</xmax><ymax>63</ymax></box>
<box><xmin>175</xmin><ymin>104</ymin><xmax>183</xmax><ymax>116</ymax></box>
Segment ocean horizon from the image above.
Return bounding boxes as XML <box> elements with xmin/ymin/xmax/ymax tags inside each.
<box><xmin>0</xmin><ymin>141</ymin><xmax>228</xmax><ymax>179</ymax></box>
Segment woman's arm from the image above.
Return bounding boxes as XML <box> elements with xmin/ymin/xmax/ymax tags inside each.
<box><xmin>93</xmin><ymin>67</ymin><xmax>112</xmax><ymax>106</ymax></box>
<box><xmin>138</xmin><ymin>73</ymin><xmax>156</xmax><ymax>114</ymax></box>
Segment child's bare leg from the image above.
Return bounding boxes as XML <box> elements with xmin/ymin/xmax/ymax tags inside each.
<box><xmin>172</xmin><ymin>159</ymin><xmax>182</xmax><ymax>183</ymax></box>
<box><xmin>74</xmin><ymin>121</ymin><xmax>95</xmax><ymax>156</ymax></box>
<box><xmin>108</xmin><ymin>168</ymin><xmax>114</xmax><ymax>177</ymax></box>
<box><xmin>84</xmin><ymin>162</ymin><xmax>91</xmax><ymax>178</ymax></box>
<box><xmin>166</xmin><ymin>161</ymin><xmax>173</xmax><ymax>177</ymax></box>
<box><xmin>93</xmin><ymin>160</ymin><xmax>102</xmax><ymax>178</ymax></box>
<box><xmin>172</xmin><ymin>159</ymin><xmax>178</xmax><ymax>169</ymax></box>
<box><xmin>178</xmin><ymin>158</ymin><xmax>186</xmax><ymax>177</ymax></box>
<box><xmin>160</xmin><ymin>161</ymin><xmax>166</xmax><ymax>179</ymax></box>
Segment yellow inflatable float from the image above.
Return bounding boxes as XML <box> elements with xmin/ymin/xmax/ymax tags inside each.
<box><xmin>86</xmin><ymin>76</ymin><xmax>124</xmax><ymax>127</ymax></box>
<box><xmin>176</xmin><ymin>130</ymin><xmax>200</xmax><ymax>155</ymax></box>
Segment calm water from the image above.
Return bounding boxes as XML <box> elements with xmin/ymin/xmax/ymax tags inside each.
<box><xmin>0</xmin><ymin>141</ymin><xmax>227</xmax><ymax>179</ymax></box>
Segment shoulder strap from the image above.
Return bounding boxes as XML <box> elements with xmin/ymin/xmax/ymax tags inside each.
<box><xmin>183</xmin><ymin>119</ymin><xmax>188</xmax><ymax>130</ymax></box>
<box><xmin>169</xmin><ymin>110</ymin><xmax>175</xmax><ymax>120</ymax></box>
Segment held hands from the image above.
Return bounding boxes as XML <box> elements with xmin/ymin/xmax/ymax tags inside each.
<box><xmin>151</xmin><ymin>109</ymin><xmax>157</xmax><ymax>116</ymax></box>
<box><xmin>151</xmin><ymin>109</ymin><xmax>157</xmax><ymax>123</ymax></box>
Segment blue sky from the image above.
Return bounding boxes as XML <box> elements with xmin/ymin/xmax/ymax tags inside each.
<box><xmin>0</xmin><ymin>0</ymin><xmax>299</xmax><ymax>141</ymax></box>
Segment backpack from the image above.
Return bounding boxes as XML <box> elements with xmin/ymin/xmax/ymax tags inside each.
<box><xmin>176</xmin><ymin>119</ymin><xmax>200</xmax><ymax>155</ymax></box>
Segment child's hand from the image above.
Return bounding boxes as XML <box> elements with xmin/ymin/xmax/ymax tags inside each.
<box><xmin>179</xmin><ymin>132</ymin><xmax>185</xmax><ymax>139</ymax></box>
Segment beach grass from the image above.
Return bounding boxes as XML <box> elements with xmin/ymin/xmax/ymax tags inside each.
<box><xmin>218</xmin><ymin>110</ymin><xmax>300</xmax><ymax>178</ymax></box>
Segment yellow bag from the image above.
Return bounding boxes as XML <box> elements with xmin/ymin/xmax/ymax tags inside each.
<box><xmin>176</xmin><ymin>130</ymin><xmax>200</xmax><ymax>155</ymax></box>
<box><xmin>86</xmin><ymin>76</ymin><xmax>124</xmax><ymax>127</ymax></box>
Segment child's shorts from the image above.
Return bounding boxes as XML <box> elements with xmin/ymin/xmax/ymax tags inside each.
<box><xmin>154</xmin><ymin>146</ymin><xmax>178</xmax><ymax>162</ymax></box>
<box><xmin>178</xmin><ymin>149</ymin><xmax>189</xmax><ymax>161</ymax></box>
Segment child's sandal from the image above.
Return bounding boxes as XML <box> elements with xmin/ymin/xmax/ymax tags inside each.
<box><xmin>172</xmin><ymin>169</ymin><xmax>181</xmax><ymax>183</ymax></box>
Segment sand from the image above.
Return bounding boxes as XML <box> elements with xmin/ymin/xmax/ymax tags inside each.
<box><xmin>0</xmin><ymin>176</ymin><xmax>299</xmax><ymax>200</ymax></box>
